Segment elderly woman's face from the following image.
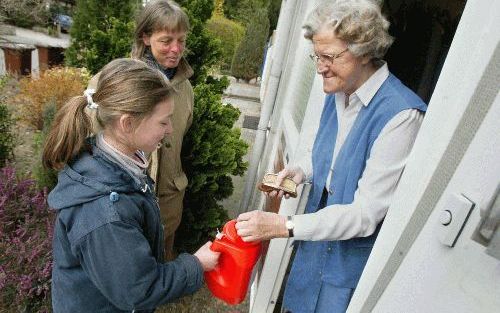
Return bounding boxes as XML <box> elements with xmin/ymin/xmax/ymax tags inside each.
<box><xmin>312</xmin><ymin>28</ymin><xmax>369</xmax><ymax>95</ymax></box>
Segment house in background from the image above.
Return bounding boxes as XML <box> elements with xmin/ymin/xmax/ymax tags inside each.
<box><xmin>0</xmin><ymin>25</ymin><xmax>69</xmax><ymax>76</ymax></box>
<box><xmin>242</xmin><ymin>0</ymin><xmax>499</xmax><ymax>312</ymax></box>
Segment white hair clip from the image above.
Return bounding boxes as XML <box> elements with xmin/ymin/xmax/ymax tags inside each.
<box><xmin>84</xmin><ymin>88</ymin><xmax>99</xmax><ymax>110</ymax></box>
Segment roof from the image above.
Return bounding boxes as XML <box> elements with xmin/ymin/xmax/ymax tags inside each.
<box><xmin>0</xmin><ymin>25</ymin><xmax>70</xmax><ymax>50</ymax></box>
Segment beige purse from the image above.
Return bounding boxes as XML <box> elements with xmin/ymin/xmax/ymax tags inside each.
<box><xmin>257</xmin><ymin>173</ymin><xmax>298</xmax><ymax>198</ymax></box>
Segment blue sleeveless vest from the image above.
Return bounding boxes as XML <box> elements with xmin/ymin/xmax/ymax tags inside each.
<box><xmin>283</xmin><ymin>74</ymin><xmax>427</xmax><ymax>313</ymax></box>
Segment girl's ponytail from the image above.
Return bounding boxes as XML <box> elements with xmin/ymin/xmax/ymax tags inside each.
<box><xmin>42</xmin><ymin>95</ymin><xmax>92</xmax><ymax>170</ymax></box>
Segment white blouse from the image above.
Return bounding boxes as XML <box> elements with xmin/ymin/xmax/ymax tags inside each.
<box><xmin>294</xmin><ymin>64</ymin><xmax>424</xmax><ymax>241</ymax></box>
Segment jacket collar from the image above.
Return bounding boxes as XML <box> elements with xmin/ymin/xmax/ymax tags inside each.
<box><xmin>170</xmin><ymin>57</ymin><xmax>193</xmax><ymax>86</ymax></box>
<box><xmin>142</xmin><ymin>49</ymin><xmax>193</xmax><ymax>87</ymax></box>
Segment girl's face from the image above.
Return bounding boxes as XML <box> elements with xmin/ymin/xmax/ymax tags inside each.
<box><xmin>132</xmin><ymin>98</ymin><xmax>174</xmax><ymax>153</ymax></box>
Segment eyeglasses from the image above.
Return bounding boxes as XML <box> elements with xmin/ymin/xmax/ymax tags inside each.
<box><xmin>309</xmin><ymin>48</ymin><xmax>349</xmax><ymax>66</ymax></box>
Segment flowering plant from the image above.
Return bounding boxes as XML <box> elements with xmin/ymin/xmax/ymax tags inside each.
<box><xmin>0</xmin><ymin>166</ymin><xmax>54</xmax><ymax>312</ymax></box>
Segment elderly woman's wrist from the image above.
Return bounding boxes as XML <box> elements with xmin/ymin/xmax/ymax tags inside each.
<box><xmin>276</xmin><ymin>214</ymin><xmax>289</xmax><ymax>238</ymax></box>
<box><xmin>288</xmin><ymin>166</ymin><xmax>305</xmax><ymax>184</ymax></box>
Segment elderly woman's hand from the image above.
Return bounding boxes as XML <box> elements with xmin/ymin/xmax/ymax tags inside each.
<box><xmin>268</xmin><ymin>166</ymin><xmax>305</xmax><ymax>200</ymax></box>
<box><xmin>236</xmin><ymin>210</ymin><xmax>288</xmax><ymax>242</ymax></box>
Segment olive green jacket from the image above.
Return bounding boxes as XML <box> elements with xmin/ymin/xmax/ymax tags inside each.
<box><xmin>149</xmin><ymin>58</ymin><xmax>193</xmax><ymax>236</ymax></box>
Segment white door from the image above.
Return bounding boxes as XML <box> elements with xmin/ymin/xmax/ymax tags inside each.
<box><xmin>349</xmin><ymin>0</ymin><xmax>500</xmax><ymax>312</ymax></box>
<box><xmin>360</xmin><ymin>82</ymin><xmax>500</xmax><ymax>313</ymax></box>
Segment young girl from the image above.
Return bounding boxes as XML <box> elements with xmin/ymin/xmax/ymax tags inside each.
<box><xmin>43</xmin><ymin>58</ymin><xmax>219</xmax><ymax>313</ymax></box>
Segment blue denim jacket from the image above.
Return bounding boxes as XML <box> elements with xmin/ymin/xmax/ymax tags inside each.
<box><xmin>48</xmin><ymin>140</ymin><xmax>203</xmax><ymax>313</ymax></box>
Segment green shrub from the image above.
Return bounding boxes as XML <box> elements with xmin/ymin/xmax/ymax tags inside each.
<box><xmin>0</xmin><ymin>104</ymin><xmax>15</xmax><ymax>166</ymax></box>
<box><xmin>177</xmin><ymin>76</ymin><xmax>248</xmax><ymax>252</ymax></box>
<box><xmin>170</xmin><ymin>0</ymin><xmax>249</xmax><ymax>253</ymax></box>
<box><xmin>206</xmin><ymin>15</ymin><xmax>245</xmax><ymax>72</ymax></box>
<box><xmin>223</xmin><ymin>0</ymin><xmax>277</xmax><ymax>31</ymax></box>
<box><xmin>32</xmin><ymin>102</ymin><xmax>58</xmax><ymax>190</ymax></box>
<box><xmin>65</xmin><ymin>0</ymin><xmax>137</xmax><ymax>74</ymax></box>
<box><xmin>177</xmin><ymin>0</ymin><xmax>223</xmax><ymax>85</ymax></box>
<box><xmin>231</xmin><ymin>7</ymin><xmax>270</xmax><ymax>81</ymax></box>
<box><xmin>223</xmin><ymin>0</ymin><xmax>256</xmax><ymax>24</ymax></box>
<box><xmin>267</xmin><ymin>0</ymin><xmax>281</xmax><ymax>35</ymax></box>
<box><xmin>0</xmin><ymin>75</ymin><xmax>10</xmax><ymax>89</ymax></box>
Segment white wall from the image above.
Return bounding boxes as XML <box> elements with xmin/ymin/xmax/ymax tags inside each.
<box><xmin>31</xmin><ymin>49</ymin><xmax>39</xmax><ymax>77</ymax></box>
<box><xmin>0</xmin><ymin>49</ymin><xmax>5</xmax><ymax>75</ymax></box>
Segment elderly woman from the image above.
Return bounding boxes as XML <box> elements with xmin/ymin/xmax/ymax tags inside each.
<box><xmin>235</xmin><ymin>1</ymin><xmax>427</xmax><ymax>312</ymax></box>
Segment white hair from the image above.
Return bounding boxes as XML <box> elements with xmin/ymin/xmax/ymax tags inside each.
<box><xmin>303</xmin><ymin>0</ymin><xmax>393</xmax><ymax>60</ymax></box>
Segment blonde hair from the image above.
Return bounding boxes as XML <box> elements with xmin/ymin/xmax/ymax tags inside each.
<box><xmin>303</xmin><ymin>0</ymin><xmax>393</xmax><ymax>60</ymax></box>
<box><xmin>43</xmin><ymin>58</ymin><xmax>172</xmax><ymax>170</ymax></box>
<box><xmin>131</xmin><ymin>0</ymin><xmax>190</xmax><ymax>59</ymax></box>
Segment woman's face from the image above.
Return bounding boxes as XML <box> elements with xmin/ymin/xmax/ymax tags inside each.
<box><xmin>143</xmin><ymin>29</ymin><xmax>186</xmax><ymax>69</ymax></box>
<box><xmin>312</xmin><ymin>27</ymin><xmax>370</xmax><ymax>94</ymax></box>
<box><xmin>133</xmin><ymin>98</ymin><xmax>174</xmax><ymax>153</ymax></box>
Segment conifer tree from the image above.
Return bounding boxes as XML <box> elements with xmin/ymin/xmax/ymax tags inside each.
<box><xmin>214</xmin><ymin>0</ymin><xmax>224</xmax><ymax>17</ymax></box>
<box><xmin>206</xmin><ymin>0</ymin><xmax>245</xmax><ymax>72</ymax></box>
<box><xmin>175</xmin><ymin>0</ymin><xmax>249</xmax><ymax>252</ymax></box>
<box><xmin>177</xmin><ymin>0</ymin><xmax>221</xmax><ymax>85</ymax></box>
<box><xmin>230</xmin><ymin>7</ymin><xmax>270</xmax><ymax>81</ymax></box>
<box><xmin>65</xmin><ymin>0</ymin><xmax>137</xmax><ymax>74</ymax></box>
<box><xmin>0</xmin><ymin>104</ymin><xmax>15</xmax><ymax>167</ymax></box>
